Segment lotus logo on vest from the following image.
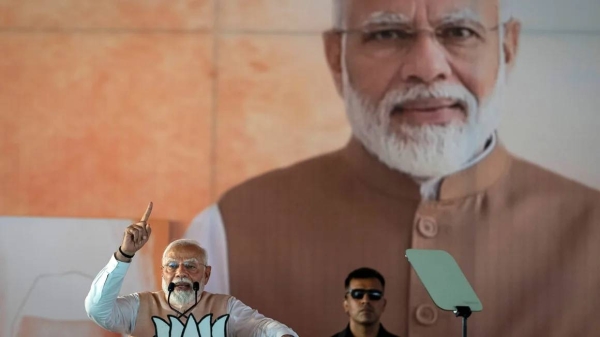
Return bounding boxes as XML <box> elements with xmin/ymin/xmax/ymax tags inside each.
<box><xmin>152</xmin><ymin>314</ymin><xmax>230</xmax><ymax>337</ymax></box>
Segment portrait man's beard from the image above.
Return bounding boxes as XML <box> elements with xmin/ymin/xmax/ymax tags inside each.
<box><xmin>342</xmin><ymin>42</ymin><xmax>507</xmax><ymax>179</ymax></box>
<box><xmin>162</xmin><ymin>277</ymin><xmax>202</xmax><ymax>307</ymax></box>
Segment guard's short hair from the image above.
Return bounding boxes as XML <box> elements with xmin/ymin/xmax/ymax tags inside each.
<box><xmin>344</xmin><ymin>267</ymin><xmax>385</xmax><ymax>289</ymax></box>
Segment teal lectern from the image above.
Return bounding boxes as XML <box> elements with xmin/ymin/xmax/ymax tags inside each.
<box><xmin>406</xmin><ymin>249</ymin><xmax>482</xmax><ymax>337</ymax></box>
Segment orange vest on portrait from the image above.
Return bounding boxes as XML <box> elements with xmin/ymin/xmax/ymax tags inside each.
<box><xmin>219</xmin><ymin>137</ymin><xmax>600</xmax><ymax>337</ymax></box>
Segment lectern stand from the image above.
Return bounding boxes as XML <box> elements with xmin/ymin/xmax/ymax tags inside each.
<box><xmin>454</xmin><ymin>306</ymin><xmax>472</xmax><ymax>337</ymax></box>
<box><xmin>405</xmin><ymin>249</ymin><xmax>482</xmax><ymax>337</ymax></box>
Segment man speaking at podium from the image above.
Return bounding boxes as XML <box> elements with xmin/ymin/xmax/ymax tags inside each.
<box><xmin>85</xmin><ymin>203</ymin><xmax>297</xmax><ymax>337</ymax></box>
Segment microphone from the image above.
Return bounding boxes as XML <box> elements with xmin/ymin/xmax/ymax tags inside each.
<box><xmin>167</xmin><ymin>282</ymin><xmax>184</xmax><ymax>317</ymax></box>
<box><xmin>193</xmin><ymin>281</ymin><xmax>200</xmax><ymax>305</ymax></box>
<box><xmin>178</xmin><ymin>282</ymin><xmax>201</xmax><ymax>318</ymax></box>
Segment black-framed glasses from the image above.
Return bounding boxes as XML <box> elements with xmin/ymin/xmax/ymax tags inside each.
<box><xmin>163</xmin><ymin>261</ymin><xmax>206</xmax><ymax>274</ymax></box>
<box><xmin>347</xmin><ymin>289</ymin><xmax>383</xmax><ymax>301</ymax></box>
<box><xmin>332</xmin><ymin>21</ymin><xmax>507</xmax><ymax>60</ymax></box>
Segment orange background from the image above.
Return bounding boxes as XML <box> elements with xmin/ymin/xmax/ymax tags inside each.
<box><xmin>0</xmin><ymin>0</ymin><xmax>349</xmax><ymax>238</ymax></box>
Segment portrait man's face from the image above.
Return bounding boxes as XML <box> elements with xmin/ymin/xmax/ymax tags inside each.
<box><xmin>325</xmin><ymin>0</ymin><xmax>521</xmax><ymax>178</ymax></box>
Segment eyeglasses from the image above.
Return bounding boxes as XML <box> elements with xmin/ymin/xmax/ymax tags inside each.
<box><xmin>334</xmin><ymin>22</ymin><xmax>504</xmax><ymax>61</ymax></box>
<box><xmin>163</xmin><ymin>261</ymin><xmax>206</xmax><ymax>274</ymax></box>
<box><xmin>347</xmin><ymin>289</ymin><xmax>384</xmax><ymax>301</ymax></box>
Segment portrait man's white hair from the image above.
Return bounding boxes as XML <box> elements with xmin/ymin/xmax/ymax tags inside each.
<box><xmin>332</xmin><ymin>0</ymin><xmax>514</xmax><ymax>29</ymax></box>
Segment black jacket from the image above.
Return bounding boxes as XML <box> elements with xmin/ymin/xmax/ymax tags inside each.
<box><xmin>331</xmin><ymin>324</ymin><xmax>400</xmax><ymax>337</ymax></box>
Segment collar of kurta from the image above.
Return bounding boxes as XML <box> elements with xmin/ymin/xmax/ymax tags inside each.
<box><xmin>342</xmin><ymin>135</ymin><xmax>512</xmax><ymax>201</ymax></box>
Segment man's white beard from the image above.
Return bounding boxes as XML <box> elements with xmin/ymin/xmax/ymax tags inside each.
<box><xmin>162</xmin><ymin>277</ymin><xmax>203</xmax><ymax>308</ymax></box>
<box><xmin>342</xmin><ymin>60</ymin><xmax>507</xmax><ymax>179</ymax></box>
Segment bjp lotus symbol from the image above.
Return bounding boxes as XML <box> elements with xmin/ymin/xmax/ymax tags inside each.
<box><xmin>152</xmin><ymin>314</ymin><xmax>229</xmax><ymax>337</ymax></box>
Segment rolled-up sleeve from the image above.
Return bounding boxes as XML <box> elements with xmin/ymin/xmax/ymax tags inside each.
<box><xmin>84</xmin><ymin>255</ymin><xmax>140</xmax><ymax>334</ymax></box>
<box><xmin>226</xmin><ymin>297</ymin><xmax>298</xmax><ymax>337</ymax></box>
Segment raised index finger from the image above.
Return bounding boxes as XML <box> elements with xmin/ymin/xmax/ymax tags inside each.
<box><xmin>140</xmin><ymin>201</ymin><xmax>153</xmax><ymax>222</ymax></box>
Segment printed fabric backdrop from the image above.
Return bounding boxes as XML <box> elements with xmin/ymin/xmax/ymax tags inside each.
<box><xmin>0</xmin><ymin>0</ymin><xmax>599</xmax><ymax>336</ymax></box>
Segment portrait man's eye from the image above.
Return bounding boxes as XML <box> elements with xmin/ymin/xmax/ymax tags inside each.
<box><xmin>439</xmin><ymin>26</ymin><xmax>479</xmax><ymax>39</ymax></box>
<box><xmin>366</xmin><ymin>29</ymin><xmax>412</xmax><ymax>41</ymax></box>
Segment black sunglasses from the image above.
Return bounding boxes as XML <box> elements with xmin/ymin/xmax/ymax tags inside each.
<box><xmin>347</xmin><ymin>289</ymin><xmax>383</xmax><ymax>301</ymax></box>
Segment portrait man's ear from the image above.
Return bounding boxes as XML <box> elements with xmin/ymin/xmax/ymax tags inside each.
<box><xmin>323</xmin><ymin>30</ymin><xmax>344</xmax><ymax>96</ymax></box>
<box><xmin>503</xmin><ymin>19</ymin><xmax>522</xmax><ymax>73</ymax></box>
